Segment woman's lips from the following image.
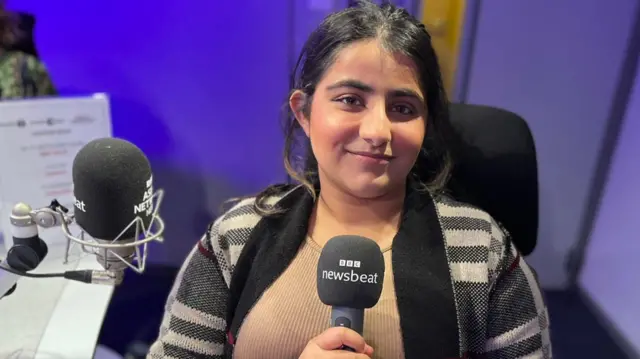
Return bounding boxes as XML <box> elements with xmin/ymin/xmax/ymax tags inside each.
<box><xmin>348</xmin><ymin>151</ymin><xmax>394</xmax><ymax>163</ymax></box>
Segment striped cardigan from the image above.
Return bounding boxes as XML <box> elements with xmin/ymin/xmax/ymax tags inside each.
<box><xmin>148</xmin><ymin>185</ymin><xmax>552</xmax><ymax>359</ymax></box>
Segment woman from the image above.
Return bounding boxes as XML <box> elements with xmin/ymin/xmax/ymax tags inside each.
<box><xmin>148</xmin><ymin>2</ymin><xmax>552</xmax><ymax>358</ymax></box>
<box><xmin>0</xmin><ymin>1</ymin><xmax>55</xmax><ymax>99</ymax></box>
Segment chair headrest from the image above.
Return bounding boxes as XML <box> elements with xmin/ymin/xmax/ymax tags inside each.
<box><xmin>447</xmin><ymin>103</ymin><xmax>539</xmax><ymax>255</ymax></box>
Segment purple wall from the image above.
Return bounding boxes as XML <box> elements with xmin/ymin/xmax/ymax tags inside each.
<box><xmin>465</xmin><ymin>0</ymin><xmax>639</xmax><ymax>288</ymax></box>
<box><xmin>7</xmin><ymin>0</ymin><xmax>292</xmax><ymax>265</ymax></box>
<box><xmin>579</xmin><ymin>53</ymin><xmax>640</xmax><ymax>355</ymax></box>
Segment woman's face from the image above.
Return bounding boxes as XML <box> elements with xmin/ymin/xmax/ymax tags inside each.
<box><xmin>293</xmin><ymin>39</ymin><xmax>427</xmax><ymax>199</ymax></box>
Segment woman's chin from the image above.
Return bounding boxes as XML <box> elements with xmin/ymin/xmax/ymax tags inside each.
<box><xmin>343</xmin><ymin>176</ymin><xmax>395</xmax><ymax>199</ymax></box>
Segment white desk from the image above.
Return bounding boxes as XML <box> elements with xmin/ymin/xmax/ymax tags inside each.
<box><xmin>0</xmin><ymin>250</ymin><xmax>114</xmax><ymax>359</ymax></box>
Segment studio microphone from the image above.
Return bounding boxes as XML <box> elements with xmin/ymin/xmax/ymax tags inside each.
<box><xmin>317</xmin><ymin>235</ymin><xmax>385</xmax><ymax>350</ymax></box>
<box><xmin>0</xmin><ymin>137</ymin><xmax>165</xmax><ymax>299</ymax></box>
<box><xmin>68</xmin><ymin>137</ymin><xmax>163</xmax><ymax>284</ymax></box>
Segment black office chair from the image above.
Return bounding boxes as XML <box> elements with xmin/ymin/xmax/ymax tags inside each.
<box><xmin>447</xmin><ymin>103</ymin><xmax>539</xmax><ymax>256</ymax></box>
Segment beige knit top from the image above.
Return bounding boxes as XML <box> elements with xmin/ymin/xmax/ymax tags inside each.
<box><xmin>233</xmin><ymin>237</ymin><xmax>405</xmax><ymax>359</ymax></box>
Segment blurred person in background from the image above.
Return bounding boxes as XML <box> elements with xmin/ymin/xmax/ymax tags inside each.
<box><xmin>0</xmin><ymin>0</ymin><xmax>55</xmax><ymax>99</ymax></box>
<box><xmin>148</xmin><ymin>1</ymin><xmax>552</xmax><ymax>358</ymax></box>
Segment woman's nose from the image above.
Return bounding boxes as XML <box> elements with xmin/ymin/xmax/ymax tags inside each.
<box><xmin>359</xmin><ymin>106</ymin><xmax>392</xmax><ymax>147</ymax></box>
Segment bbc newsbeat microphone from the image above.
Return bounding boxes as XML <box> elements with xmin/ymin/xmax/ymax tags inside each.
<box><xmin>0</xmin><ymin>137</ymin><xmax>165</xmax><ymax>300</ymax></box>
<box><xmin>317</xmin><ymin>235</ymin><xmax>385</xmax><ymax>350</ymax></box>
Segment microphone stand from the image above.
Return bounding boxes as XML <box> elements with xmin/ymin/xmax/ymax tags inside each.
<box><xmin>0</xmin><ymin>188</ymin><xmax>164</xmax><ymax>300</ymax></box>
<box><xmin>0</xmin><ymin>200</ymin><xmax>116</xmax><ymax>300</ymax></box>
<box><xmin>0</xmin><ymin>201</ymin><xmax>60</xmax><ymax>299</ymax></box>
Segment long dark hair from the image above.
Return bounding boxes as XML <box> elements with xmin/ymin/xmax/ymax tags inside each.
<box><xmin>254</xmin><ymin>0</ymin><xmax>456</xmax><ymax>215</ymax></box>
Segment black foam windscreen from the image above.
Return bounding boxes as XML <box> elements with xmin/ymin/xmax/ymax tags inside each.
<box><xmin>317</xmin><ymin>235</ymin><xmax>385</xmax><ymax>309</ymax></box>
<box><xmin>72</xmin><ymin>138</ymin><xmax>154</xmax><ymax>240</ymax></box>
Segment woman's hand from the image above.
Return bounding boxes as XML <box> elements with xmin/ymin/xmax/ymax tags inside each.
<box><xmin>299</xmin><ymin>327</ymin><xmax>374</xmax><ymax>358</ymax></box>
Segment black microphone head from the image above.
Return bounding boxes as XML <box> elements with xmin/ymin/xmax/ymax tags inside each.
<box><xmin>72</xmin><ymin>137</ymin><xmax>154</xmax><ymax>239</ymax></box>
<box><xmin>317</xmin><ymin>235</ymin><xmax>385</xmax><ymax>309</ymax></box>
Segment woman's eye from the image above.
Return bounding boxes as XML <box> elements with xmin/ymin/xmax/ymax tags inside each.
<box><xmin>336</xmin><ymin>96</ymin><xmax>362</xmax><ymax>106</ymax></box>
<box><xmin>391</xmin><ymin>104</ymin><xmax>415</xmax><ymax>115</ymax></box>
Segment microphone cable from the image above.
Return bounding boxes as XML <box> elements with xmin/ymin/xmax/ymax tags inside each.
<box><xmin>0</xmin><ymin>260</ymin><xmax>113</xmax><ymax>284</ymax></box>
